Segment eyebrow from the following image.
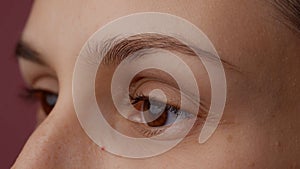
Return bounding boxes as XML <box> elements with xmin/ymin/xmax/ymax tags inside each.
<box><xmin>15</xmin><ymin>40</ymin><xmax>45</xmax><ymax>65</ymax></box>
<box><xmin>16</xmin><ymin>33</ymin><xmax>236</xmax><ymax>71</ymax></box>
<box><xmin>89</xmin><ymin>33</ymin><xmax>235</xmax><ymax>69</ymax></box>
<box><xmin>271</xmin><ymin>0</ymin><xmax>300</xmax><ymax>34</ymax></box>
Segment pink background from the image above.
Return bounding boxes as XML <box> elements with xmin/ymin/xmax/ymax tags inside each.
<box><xmin>0</xmin><ymin>1</ymin><xmax>35</xmax><ymax>168</ymax></box>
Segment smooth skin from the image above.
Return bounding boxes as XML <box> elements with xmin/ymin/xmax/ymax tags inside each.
<box><xmin>13</xmin><ymin>0</ymin><xmax>300</xmax><ymax>168</ymax></box>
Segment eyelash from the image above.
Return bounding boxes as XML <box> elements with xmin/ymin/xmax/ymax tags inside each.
<box><xmin>21</xmin><ymin>87</ymin><xmax>58</xmax><ymax>115</ymax></box>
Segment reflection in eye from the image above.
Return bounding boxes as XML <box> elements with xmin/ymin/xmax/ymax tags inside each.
<box><xmin>23</xmin><ymin>88</ymin><xmax>58</xmax><ymax>115</ymax></box>
<box><xmin>130</xmin><ymin>94</ymin><xmax>195</xmax><ymax>137</ymax></box>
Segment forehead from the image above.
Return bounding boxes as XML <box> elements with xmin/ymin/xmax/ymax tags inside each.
<box><xmin>21</xmin><ymin>0</ymin><xmax>269</xmax><ymax>67</ymax></box>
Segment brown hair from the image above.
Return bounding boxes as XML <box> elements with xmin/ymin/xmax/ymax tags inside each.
<box><xmin>272</xmin><ymin>0</ymin><xmax>300</xmax><ymax>33</ymax></box>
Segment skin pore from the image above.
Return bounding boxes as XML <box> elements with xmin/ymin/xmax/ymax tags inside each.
<box><xmin>13</xmin><ymin>0</ymin><xmax>300</xmax><ymax>168</ymax></box>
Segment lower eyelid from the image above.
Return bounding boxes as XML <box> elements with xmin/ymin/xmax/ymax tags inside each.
<box><xmin>143</xmin><ymin>117</ymin><xmax>200</xmax><ymax>140</ymax></box>
<box><xmin>127</xmin><ymin>108</ymin><xmax>203</xmax><ymax>139</ymax></box>
<box><xmin>131</xmin><ymin>123</ymin><xmax>166</xmax><ymax>138</ymax></box>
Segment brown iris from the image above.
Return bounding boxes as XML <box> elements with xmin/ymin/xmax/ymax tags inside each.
<box><xmin>132</xmin><ymin>96</ymin><xmax>168</xmax><ymax>127</ymax></box>
<box><xmin>32</xmin><ymin>90</ymin><xmax>57</xmax><ymax>115</ymax></box>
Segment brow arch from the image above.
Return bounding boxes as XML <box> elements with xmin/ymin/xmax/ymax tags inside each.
<box><xmin>85</xmin><ymin>33</ymin><xmax>234</xmax><ymax>70</ymax></box>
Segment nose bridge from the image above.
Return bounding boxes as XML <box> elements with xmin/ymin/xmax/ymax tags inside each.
<box><xmin>12</xmin><ymin>100</ymin><xmax>99</xmax><ymax>168</ymax></box>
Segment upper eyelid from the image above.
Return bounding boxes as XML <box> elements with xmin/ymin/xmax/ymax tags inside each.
<box><xmin>19</xmin><ymin>57</ymin><xmax>58</xmax><ymax>88</ymax></box>
<box><xmin>130</xmin><ymin>92</ymin><xmax>208</xmax><ymax>121</ymax></box>
<box><xmin>130</xmin><ymin>74</ymin><xmax>207</xmax><ymax>110</ymax></box>
<box><xmin>130</xmin><ymin>78</ymin><xmax>208</xmax><ymax>116</ymax></box>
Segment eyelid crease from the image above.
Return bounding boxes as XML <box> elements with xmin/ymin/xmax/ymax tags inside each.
<box><xmin>129</xmin><ymin>77</ymin><xmax>209</xmax><ymax>118</ymax></box>
<box><xmin>131</xmin><ymin>93</ymin><xmax>208</xmax><ymax>120</ymax></box>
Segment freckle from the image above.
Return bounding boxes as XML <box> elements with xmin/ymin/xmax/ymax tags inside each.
<box><xmin>249</xmin><ymin>162</ymin><xmax>255</xmax><ymax>167</ymax></box>
<box><xmin>227</xmin><ymin>135</ymin><xmax>233</xmax><ymax>143</ymax></box>
<box><xmin>289</xmin><ymin>162</ymin><xmax>297</xmax><ymax>169</ymax></box>
<box><xmin>274</xmin><ymin>141</ymin><xmax>281</xmax><ymax>147</ymax></box>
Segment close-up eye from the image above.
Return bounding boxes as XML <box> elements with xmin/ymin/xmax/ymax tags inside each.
<box><xmin>2</xmin><ymin>0</ymin><xmax>300</xmax><ymax>168</ymax></box>
<box><xmin>129</xmin><ymin>94</ymin><xmax>197</xmax><ymax>138</ymax></box>
<box><xmin>24</xmin><ymin>88</ymin><xmax>58</xmax><ymax>115</ymax></box>
<box><xmin>131</xmin><ymin>94</ymin><xmax>194</xmax><ymax>128</ymax></box>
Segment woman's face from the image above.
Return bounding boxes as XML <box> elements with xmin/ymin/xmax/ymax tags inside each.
<box><xmin>13</xmin><ymin>0</ymin><xmax>300</xmax><ymax>168</ymax></box>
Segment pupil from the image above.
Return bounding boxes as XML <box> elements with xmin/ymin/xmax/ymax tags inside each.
<box><xmin>143</xmin><ymin>99</ymin><xmax>168</xmax><ymax>127</ymax></box>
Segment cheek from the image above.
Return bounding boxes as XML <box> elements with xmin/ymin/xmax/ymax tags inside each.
<box><xmin>145</xmin><ymin>110</ymin><xmax>295</xmax><ymax>169</ymax></box>
<box><xmin>169</xmin><ymin>126</ymin><xmax>264</xmax><ymax>168</ymax></box>
<box><xmin>212</xmin><ymin>112</ymin><xmax>299</xmax><ymax>168</ymax></box>
<box><xmin>101</xmin><ymin>146</ymin><xmax>204</xmax><ymax>169</ymax></box>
